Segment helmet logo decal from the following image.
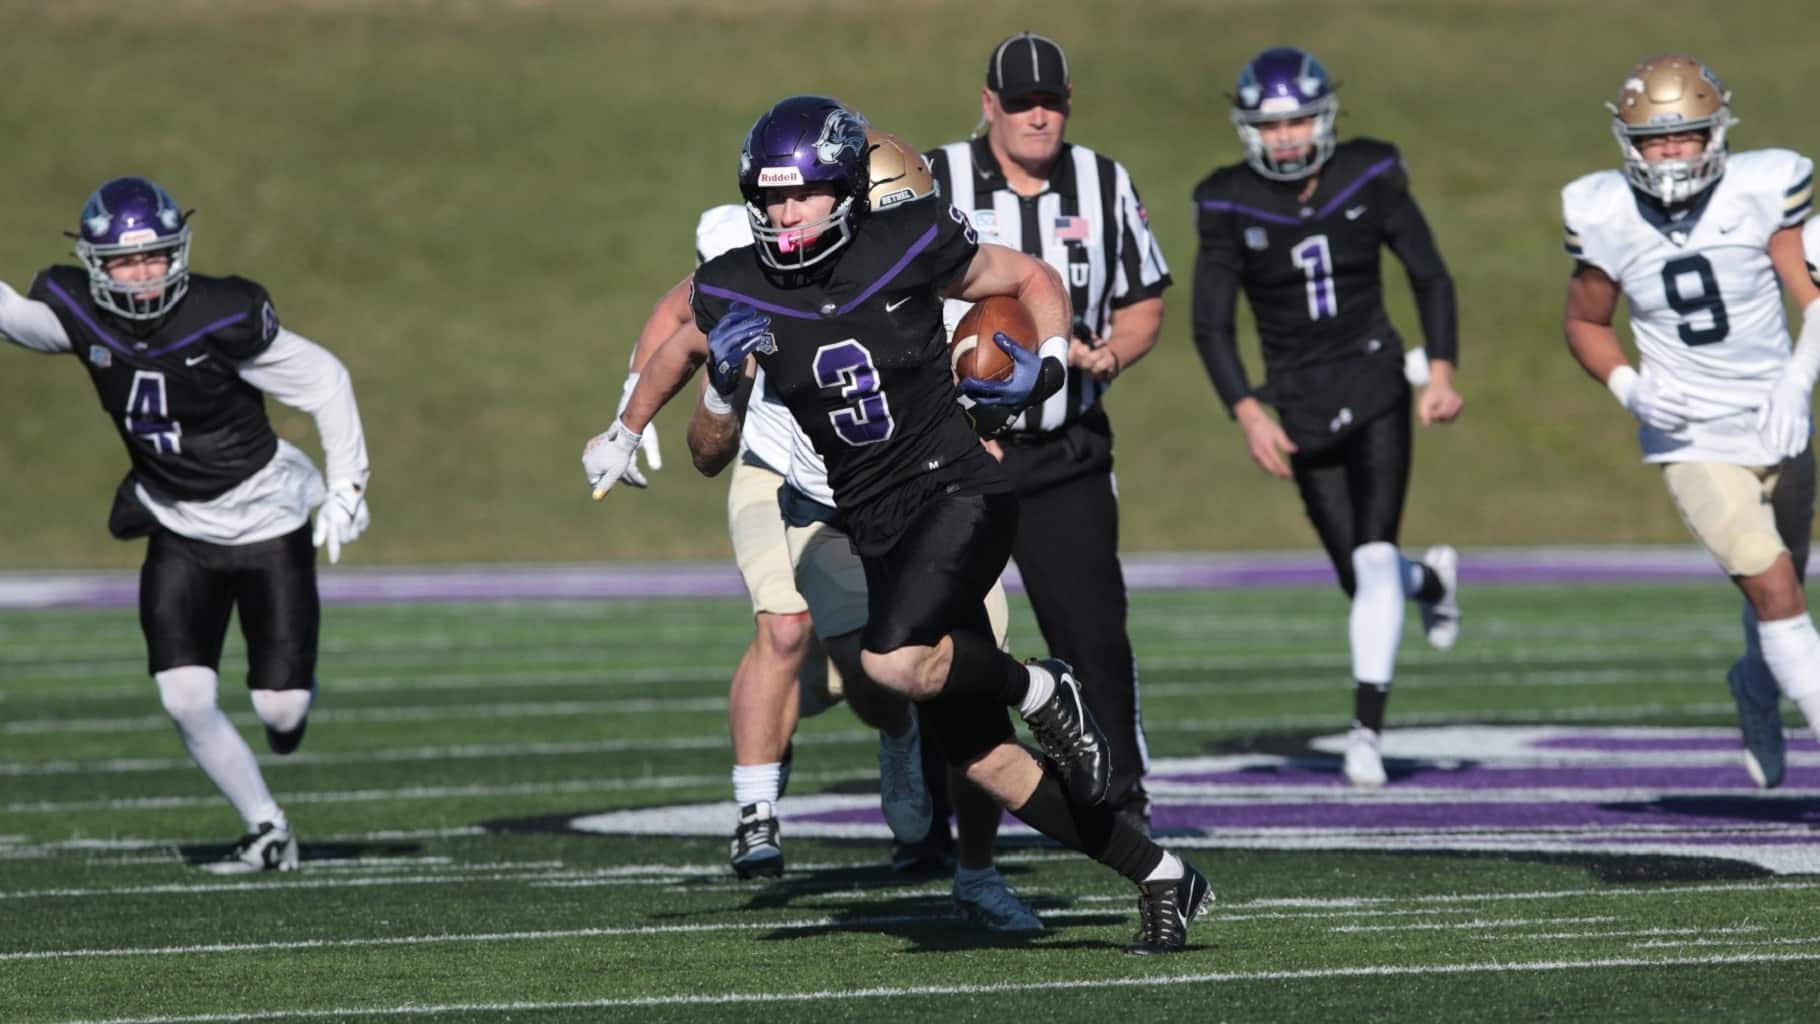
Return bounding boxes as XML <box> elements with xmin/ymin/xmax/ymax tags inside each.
<box><xmin>813</xmin><ymin>109</ymin><xmax>866</xmax><ymax>167</ymax></box>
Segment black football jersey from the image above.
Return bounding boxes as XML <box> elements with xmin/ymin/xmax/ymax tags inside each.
<box><xmin>30</xmin><ymin>267</ymin><xmax>282</xmax><ymax>503</ymax></box>
<box><xmin>1191</xmin><ymin>139</ymin><xmax>1457</xmax><ymax>447</ymax></box>
<box><xmin>691</xmin><ymin>199</ymin><xmax>1006</xmax><ymax>549</ymax></box>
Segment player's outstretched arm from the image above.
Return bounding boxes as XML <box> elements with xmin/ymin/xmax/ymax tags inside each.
<box><xmin>613</xmin><ymin>274</ymin><xmax>696</xmax><ymax>486</ymax></box>
<box><xmin>238</xmin><ymin>329</ymin><xmax>372</xmax><ymax>563</ymax></box>
<box><xmin>584</xmin><ymin>321</ymin><xmax>708</xmax><ymax>500</ymax></box>
<box><xmin>0</xmin><ymin>282</ymin><xmax>74</xmax><ymax>354</ymax></box>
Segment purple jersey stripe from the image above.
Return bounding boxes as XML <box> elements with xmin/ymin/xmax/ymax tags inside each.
<box><xmin>1198</xmin><ymin>199</ymin><xmax>1303</xmax><ymax>227</ymax></box>
<box><xmin>1314</xmin><ymin>156</ymin><xmax>1398</xmax><ymax>220</ymax></box>
<box><xmin>693</xmin><ymin>284</ymin><xmax>821</xmax><ymax>321</ymax></box>
<box><xmin>147</xmin><ymin>312</ymin><xmax>247</xmax><ymax>358</ymax></box>
<box><xmin>835</xmin><ymin>223</ymin><xmax>939</xmax><ymax>316</ymax></box>
<box><xmin>42</xmin><ymin>279</ymin><xmax>136</xmax><ymax>359</ymax></box>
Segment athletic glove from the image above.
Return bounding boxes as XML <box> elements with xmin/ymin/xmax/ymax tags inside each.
<box><xmin>312</xmin><ymin>479</ymin><xmax>369</xmax><ymax>565</ymax></box>
<box><xmin>583</xmin><ymin>417</ymin><xmax>645</xmax><ymax>500</ymax></box>
<box><xmin>1607</xmin><ymin>365</ymin><xmax>1695</xmax><ymax>433</ymax></box>
<box><xmin>707</xmin><ymin>302</ymin><xmax>772</xmax><ymax>398</ymax></box>
<box><xmin>1757</xmin><ymin>373</ymin><xmax>1813</xmax><ymax>460</ymax></box>
<box><xmin>959</xmin><ymin>332</ymin><xmax>1066</xmax><ymax>409</ymax></box>
<box><xmin>615</xmin><ymin>372</ymin><xmax>663</xmax><ymax>488</ymax></box>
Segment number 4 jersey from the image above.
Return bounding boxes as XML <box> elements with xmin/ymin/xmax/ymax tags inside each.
<box><xmin>1563</xmin><ymin>148</ymin><xmax>1814</xmax><ymax>464</ymax></box>
<box><xmin>690</xmin><ymin>197</ymin><xmax>1007</xmax><ymax>553</ymax></box>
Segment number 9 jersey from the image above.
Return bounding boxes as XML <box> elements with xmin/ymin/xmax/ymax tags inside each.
<box><xmin>1563</xmin><ymin>148</ymin><xmax>1814</xmax><ymax>464</ymax></box>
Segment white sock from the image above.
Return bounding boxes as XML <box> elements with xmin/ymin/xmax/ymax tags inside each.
<box><xmin>250</xmin><ymin>688</ymin><xmax>313</xmax><ymax>734</ymax></box>
<box><xmin>1758</xmin><ymin>615</ymin><xmax>1820</xmax><ymax>720</ymax></box>
<box><xmin>155</xmin><ymin>667</ymin><xmax>281</xmax><ymax>830</ymax></box>
<box><xmin>1016</xmin><ymin>662</ymin><xmax>1057</xmax><ymax>718</ymax></box>
<box><xmin>732</xmin><ymin>762</ymin><xmax>783</xmax><ymax>808</ymax></box>
<box><xmin>1144</xmin><ymin>851</ymin><xmax>1185</xmax><ymax>883</ymax></box>
<box><xmin>1349</xmin><ymin>543</ymin><xmax>1404</xmax><ymax>685</ymax></box>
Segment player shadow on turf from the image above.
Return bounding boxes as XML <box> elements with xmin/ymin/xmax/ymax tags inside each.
<box><xmin>1606</xmin><ymin>793</ymin><xmax>1820</xmax><ymax>826</ymax></box>
<box><xmin>176</xmin><ymin>839</ymin><xmax>421</xmax><ymax>868</ymax></box>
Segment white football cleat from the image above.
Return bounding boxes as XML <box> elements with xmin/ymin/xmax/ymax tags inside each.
<box><xmin>202</xmin><ymin>821</ymin><xmax>299</xmax><ymax>875</ymax></box>
<box><xmin>1343</xmin><ymin>726</ymin><xmax>1388</xmax><ymax>788</ymax></box>
<box><xmin>1418</xmin><ymin>544</ymin><xmax>1460</xmax><ymax>651</ymax></box>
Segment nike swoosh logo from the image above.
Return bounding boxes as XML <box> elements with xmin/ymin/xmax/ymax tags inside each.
<box><xmin>184</xmin><ymin>353</ymin><xmax>211</xmax><ymax>367</ymax></box>
<box><xmin>1719</xmin><ymin>222</ymin><xmax>1741</xmax><ymax>234</ymax></box>
<box><xmin>1345</xmin><ymin>205</ymin><xmax>1367</xmax><ymax>220</ymax></box>
<box><xmin>885</xmin><ymin>296</ymin><xmax>912</xmax><ymax>312</ymax></box>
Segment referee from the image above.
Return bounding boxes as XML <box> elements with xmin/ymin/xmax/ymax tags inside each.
<box><xmin>928</xmin><ymin>31</ymin><xmax>1171</xmax><ymax>830</ymax></box>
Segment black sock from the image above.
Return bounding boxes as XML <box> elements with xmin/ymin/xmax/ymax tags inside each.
<box><xmin>1011</xmin><ymin>765</ymin><xmax>1164</xmax><ymax>883</ymax></box>
<box><xmin>1352</xmin><ymin>681</ymin><xmax>1389</xmax><ymax>733</ymax></box>
<box><xmin>1413</xmin><ymin>564</ymin><xmax>1445</xmax><ymax>603</ymax></box>
<box><xmin>942</xmin><ymin>628</ymin><xmax>1029</xmax><ymax>706</ymax></box>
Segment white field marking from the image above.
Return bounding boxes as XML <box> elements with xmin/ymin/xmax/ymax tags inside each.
<box><xmin>34</xmin><ymin>951</ymin><xmax>1820</xmax><ymax>1024</ymax></box>
<box><xmin>1635</xmin><ymin>935</ymin><xmax>1820</xmax><ymax>949</ymax></box>
<box><xmin>1501</xmin><ymin>926</ymin><xmax>1763</xmax><ymax>941</ymax></box>
<box><xmin>0</xmin><ymin>732</ymin><xmax>876</xmax><ymax>778</ymax></box>
<box><xmin>1</xmin><ymin>696</ymin><xmax>735</xmax><ymax>736</ymax></box>
<box><xmin>4</xmin><ymin>664</ymin><xmax>750</xmax><ymax>703</ymax></box>
<box><xmin>2</xmin><ymin>769</ymin><xmax>850</xmax><ymax>815</ymax></box>
<box><xmin>1329</xmin><ymin>915</ymin><xmax>1617</xmax><ymax>933</ymax></box>
<box><xmin>2</xmin><ymin>640</ymin><xmax>1727</xmax><ymax>692</ymax></box>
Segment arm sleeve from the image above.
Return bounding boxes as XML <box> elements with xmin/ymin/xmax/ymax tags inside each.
<box><xmin>1380</xmin><ymin>160</ymin><xmax>1459</xmax><ymax>366</ymax></box>
<box><xmin>1189</xmin><ymin>198</ymin><xmax>1252</xmax><ymax>415</ymax></box>
<box><xmin>0</xmin><ymin>281</ymin><xmax>74</xmax><ymax>353</ymax></box>
<box><xmin>236</xmin><ymin>327</ymin><xmax>370</xmax><ymax>487</ymax></box>
<box><xmin>1109</xmin><ymin>165</ymin><xmax>1172</xmax><ymax>307</ymax></box>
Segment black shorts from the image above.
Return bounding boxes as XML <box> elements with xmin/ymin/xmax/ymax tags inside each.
<box><xmin>140</xmin><ymin>525</ymin><xmax>320</xmax><ymax>690</ymax></box>
<box><xmin>1289</xmin><ymin>391</ymin><xmax>1413</xmax><ymax>595</ymax></box>
<box><xmin>860</xmin><ymin>489</ymin><xmax>1019</xmax><ymax>653</ymax></box>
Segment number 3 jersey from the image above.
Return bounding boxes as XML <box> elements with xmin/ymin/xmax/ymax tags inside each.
<box><xmin>1563</xmin><ymin>148</ymin><xmax>1815</xmax><ymax>464</ymax></box>
<box><xmin>691</xmin><ymin>198</ymin><xmax>1007</xmax><ymax>553</ymax></box>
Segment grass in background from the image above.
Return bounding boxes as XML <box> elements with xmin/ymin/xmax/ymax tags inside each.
<box><xmin>4</xmin><ymin>582</ymin><xmax>1820</xmax><ymax>1021</ymax></box>
<box><xmin>2</xmin><ymin>0</ymin><xmax>1817</xmax><ymax>567</ymax></box>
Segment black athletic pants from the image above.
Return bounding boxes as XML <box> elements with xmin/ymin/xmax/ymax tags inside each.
<box><xmin>995</xmin><ymin>410</ymin><xmax>1147</xmax><ymax>808</ymax></box>
<box><xmin>140</xmin><ymin>525</ymin><xmax>320</xmax><ymax>691</ymax></box>
<box><xmin>1289</xmin><ymin>392</ymin><xmax>1414</xmax><ymax>597</ymax></box>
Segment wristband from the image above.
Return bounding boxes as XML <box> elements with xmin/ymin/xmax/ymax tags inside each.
<box><xmin>1605</xmin><ymin>365</ymin><xmax>1639</xmax><ymax>409</ymax></box>
<box><xmin>702</xmin><ymin>385</ymin><xmax>734</xmax><ymax>417</ymax></box>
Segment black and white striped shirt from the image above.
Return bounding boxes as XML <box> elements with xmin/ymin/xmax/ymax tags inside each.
<box><xmin>929</xmin><ymin>136</ymin><xmax>1171</xmax><ymax>432</ymax></box>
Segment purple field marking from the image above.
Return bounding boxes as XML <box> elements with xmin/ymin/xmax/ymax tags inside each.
<box><xmin>0</xmin><ymin>546</ymin><xmax>1728</xmax><ymax>611</ymax></box>
<box><xmin>1151</xmin><ymin>762</ymin><xmax>1816</xmax><ymax>790</ymax></box>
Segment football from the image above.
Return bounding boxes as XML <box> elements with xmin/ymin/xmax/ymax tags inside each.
<box><xmin>950</xmin><ymin>296</ymin><xmax>1038</xmax><ymax>382</ymax></box>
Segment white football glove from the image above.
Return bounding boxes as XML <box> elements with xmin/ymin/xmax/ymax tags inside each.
<box><xmin>1757</xmin><ymin>373</ymin><xmax>1813</xmax><ymax>460</ymax></box>
<box><xmin>615</xmin><ymin>373</ymin><xmax>663</xmax><ymax>488</ymax></box>
<box><xmin>1608</xmin><ymin>365</ymin><xmax>1695</xmax><ymax>433</ymax></box>
<box><xmin>583</xmin><ymin>417</ymin><xmax>645</xmax><ymax>500</ymax></box>
<box><xmin>312</xmin><ymin>480</ymin><xmax>369</xmax><ymax>565</ymax></box>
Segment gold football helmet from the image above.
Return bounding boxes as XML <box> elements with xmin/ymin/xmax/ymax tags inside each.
<box><xmin>865</xmin><ymin>129</ymin><xmax>938</xmax><ymax>212</ymax></box>
<box><xmin>1607</xmin><ymin>52</ymin><xmax>1736</xmax><ymax>204</ymax></box>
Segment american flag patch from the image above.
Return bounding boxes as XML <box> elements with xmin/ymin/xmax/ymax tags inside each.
<box><xmin>1054</xmin><ymin>215</ymin><xmax>1090</xmax><ymax>242</ymax></box>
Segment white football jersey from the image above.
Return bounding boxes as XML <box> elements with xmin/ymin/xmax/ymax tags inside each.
<box><xmin>694</xmin><ymin>204</ymin><xmax>795</xmax><ymax>474</ymax></box>
<box><xmin>1563</xmin><ymin>148</ymin><xmax>1814</xmax><ymax>464</ymax></box>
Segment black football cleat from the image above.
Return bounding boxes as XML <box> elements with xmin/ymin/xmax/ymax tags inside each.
<box><xmin>1124</xmin><ymin>862</ymin><xmax>1214</xmax><ymax>956</ymax></box>
<box><xmin>1021</xmin><ymin>659</ymin><xmax>1111</xmax><ymax>805</ymax></box>
<box><xmin>729</xmin><ymin>801</ymin><xmax>784</xmax><ymax>880</ymax></box>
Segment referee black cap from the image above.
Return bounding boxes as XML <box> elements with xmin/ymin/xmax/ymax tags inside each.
<box><xmin>986</xmin><ymin>32</ymin><xmax>1070</xmax><ymax>100</ymax></box>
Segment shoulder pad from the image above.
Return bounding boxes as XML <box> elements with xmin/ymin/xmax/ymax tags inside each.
<box><xmin>195</xmin><ymin>275</ymin><xmax>280</xmax><ymax>361</ymax></box>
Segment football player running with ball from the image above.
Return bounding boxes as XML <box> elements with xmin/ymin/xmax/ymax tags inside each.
<box><xmin>586</xmin><ymin>96</ymin><xmax>1211</xmax><ymax>954</ymax></box>
<box><xmin>1191</xmin><ymin>47</ymin><xmax>1464</xmax><ymax>788</ymax></box>
<box><xmin>0</xmin><ymin>177</ymin><xmax>371</xmax><ymax>872</ymax></box>
<box><xmin>1562</xmin><ymin>53</ymin><xmax>1820</xmax><ymax>788</ymax></box>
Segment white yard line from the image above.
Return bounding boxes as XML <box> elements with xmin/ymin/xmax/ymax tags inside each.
<box><xmin>33</xmin><ymin>951</ymin><xmax>1820</xmax><ymax>1024</ymax></box>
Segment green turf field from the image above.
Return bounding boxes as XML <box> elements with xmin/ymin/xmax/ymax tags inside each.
<box><xmin>3</xmin><ymin>1</ymin><xmax>1819</xmax><ymax>568</ymax></box>
<box><xmin>5</xmin><ymin>582</ymin><xmax>1820</xmax><ymax>1022</ymax></box>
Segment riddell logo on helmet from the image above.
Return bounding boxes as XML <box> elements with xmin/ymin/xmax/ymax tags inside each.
<box><xmin>117</xmin><ymin>229</ymin><xmax>159</xmax><ymax>245</ymax></box>
<box><xmin>758</xmin><ymin>167</ymin><xmax>805</xmax><ymax>187</ymax></box>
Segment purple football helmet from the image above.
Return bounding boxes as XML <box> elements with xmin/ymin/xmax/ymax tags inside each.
<box><xmin>738</xmin><ymin>96</ymin><xmax>870</xmax><ymax>271</ymax></box>
<box><xmin>1230</xmin><ymin>47</ymin><xmax>1339</xmax><ymax>181</ymax></box>
<box><xmin>74</xmin><ymin>177</ymin><xmax>191</xmax><ymax>320</ymax></box>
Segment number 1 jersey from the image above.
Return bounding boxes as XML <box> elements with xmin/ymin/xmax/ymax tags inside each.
<box><xmin>691</xmin><ymin>199</ymin><xmax>1006</xmax><ymax>552</ymax></box>
<box><xmin>1563</xmin><ymin>148</ymin><xmax>1814</xmax><ymax>464</ymax></box>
